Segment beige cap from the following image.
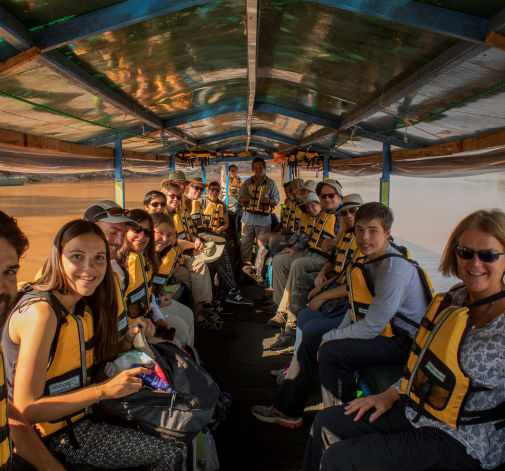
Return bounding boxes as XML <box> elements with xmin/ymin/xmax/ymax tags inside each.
<box><xmin>337</xmin><ymin>194</ymin><xmax>363</xmax><ymax>212</ymax></box>
<box><xmin>188</xmin><ymin>177</ymin><xmax>208</xmax><ymax>187</ymax></box>
<box><xmin>83</xmin><ymin>200</ymin><xmax>136</xmax><ymax>225</ymax></box>
<box><xmin>292</xmin><ymin>178</ymin><xmax>305</xmax><ymax>189</ymax></box>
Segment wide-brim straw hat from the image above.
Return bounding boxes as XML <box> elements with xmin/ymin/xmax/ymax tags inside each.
<box><xmin>337</xmin><ymin>193</ymin><xmax>364</xmax><ymax>212</ymax></box>
<box><xmin>193</xmin><ymin>241</ymin><xmax>224</xmax><ymax>264</ymax></box>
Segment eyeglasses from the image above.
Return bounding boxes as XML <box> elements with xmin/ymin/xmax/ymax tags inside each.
<box><xmin>85</xmin><ymin>206</ymin><xmax>130</xmax><ymax>221</ymax></box>
<box><xmin>340</xmin><ymin>207</ymin><xmax>359</xmax><ymax>217</ymax></box>
<box><xmin>149</xmin><ymin>201</ymin><xmax>167</xmax><ymax>208</ymax></box>
<box><xmin>129</xmin><ymin>225</ymin><xmax>153</xmax><ymax>238</ymax></box>
<box><xmin>320</xmin><ymin>193</ymin><xmax>337</xmax><ymax>199</ymax></box>
<box><xmin>191</xmin><ymin>185</ymin><xmax>205</xmax><ymax>192</ymax></box>
<box><xmin>209</xmin><ymin>188</ymin><xmax>220</xmax><ymax>193</ymax></box>
<box><xmin>167</xmin><ymin>194</ymin><xmax>182</xmax><ymax>200</ymax></box>
<box><xmin>455</xmin><ymin>246</ymin><xmax>505</xmax><ymax>263</ymax></box>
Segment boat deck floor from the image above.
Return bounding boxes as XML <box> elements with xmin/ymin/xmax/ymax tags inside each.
<box><xmin>196</xmin><ymin>283</ymin><xmax>321</xmax><ymax>471</ymax></box>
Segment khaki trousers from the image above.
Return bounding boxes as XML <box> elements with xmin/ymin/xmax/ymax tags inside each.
<box><xmin>174</xmin><ymin>256</ymin><xmax>212</xmax><ymax>305</ymax></box>
<box><xmin>160</xmin><ymin>300</ymin><xmax>194</xmax><ymax>347</ymax></box>
<box><xmin>273</xmin><ymin>252</ymin><xmax>327</xmax><ymax>326</ymax></box>
<box><xmin>240</xmin><ymin>223</ymin><xmax>269</xmax><ymax>264</ymax></box>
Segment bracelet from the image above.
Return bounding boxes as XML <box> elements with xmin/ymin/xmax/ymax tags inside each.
<box><xmin>93</xmin><ymin>383</ymin><xmax>100</xmax><ymax>403</ymax></box>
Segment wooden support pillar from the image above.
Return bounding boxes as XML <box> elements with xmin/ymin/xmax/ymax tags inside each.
<box><xmin>114</xmin><ymin>138</ymin><xmax>125</xmax><ymax>208</ymax></box>
<box><xmin>380</xmin><ymin>142</ymin><xmax>391</xmax><ymax>207</ymax></box>
<box><xmin>323</xmin><ymin>153</ymin><xmax>330</xmax><ymax>179</ymax></box>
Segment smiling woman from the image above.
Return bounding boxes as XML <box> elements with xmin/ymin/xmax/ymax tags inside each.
<box><xmin>1</xmin><ymin>219</ymin><xmax>183</xmax><ymax>469</ymax></box>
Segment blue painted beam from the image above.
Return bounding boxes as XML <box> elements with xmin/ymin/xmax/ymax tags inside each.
<box><xmin>306</xmin><ymin>0</ymin><xmax>488</xmax><ymax>43</ymax></box>
<box><xmin>323</xmin><ymin>154</ymin><xmax>330</xmax><ymax>178</ymax></box>
<box><xmin>213</xmin><ymin>155</ymin><xmax>273</xmax><ymax>163</ymax></box>
<box><xmin>164</xmin><ymin>101</ymin><xmax>341</xmax><ymax>130</ymax></box>
<box><xmin>34</xmin><ymin>0</ymin><xmax>213</xmax><ymax>52</ymax></box>
<box><xmin>81</xmin><ymin>126</ymin><xmax>158</xmax><ymax>146</ymax></box>
<box><xmin>254</xmin><ymin>102</ymin><xmax>340</xmax><ymax>129</ymax></box>
<box><xmin>380</xmin><ymin>142</ymin><xmax>391</xmax><ymax>207</ymax></box>
<box><xmin>354</xmin><ymin>128</ymin><xmax>422</xmax><ymax>150</ymax></box>
<box><xmin>252</xmin><ymin>130</ymin><xmax>299</xmax><ymax>146</ymax></box>
<box><xmin>197</xmin><ymin>130</ymin><xmax>247</xmax><ymax>146</ymax></box>
<box><xmin>164</xmin><ymin>103</ymin><xmax>248</xmax><ymax>128</ymax></box>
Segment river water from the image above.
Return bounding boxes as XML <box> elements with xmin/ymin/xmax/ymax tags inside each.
<box><xmin>1</xmin><ymin>170</ymin><xmax>504</xmax><ymax>292</ymax></box>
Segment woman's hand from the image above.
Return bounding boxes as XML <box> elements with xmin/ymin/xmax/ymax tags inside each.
<box><xmin>125</xmin><ymin>318</ymin><xmax>156</xmax><ymax>343</ymax></box>
<box><xmin>344</xmin><ymin>387</ymin><xmax>400</xmax><ymax>422</ymax></box>
<box><xmin>308</xmin><ymin>285</ymin><xmax>322</xmax><ymax>300</ymax></box>
<box><xmin>98</xmin><ymin>367</ymin><xmax>150</xmax><ymax>400</ymax></box>
<box><xmin>308</xmin><ymin>294</ymin><xmax>325</xmax><ymax>311</ymax></box>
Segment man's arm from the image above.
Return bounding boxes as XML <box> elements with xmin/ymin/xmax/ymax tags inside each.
<box><xmin>9</xmin><ymin>402</ymin><xmax>67</xmax><ymax>470</ymax></box>
<box><xmin>322</xmin><ymin>267</ymin><xmax>411</xmax><ymax>342</ymax></box>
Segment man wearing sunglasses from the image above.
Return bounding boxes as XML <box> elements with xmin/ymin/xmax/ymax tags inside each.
<box><xmin>143</xmin><ymin>190</ymin><xmax>167</xmax><ymax>215</ymax></box>
<box><xmin>269</xmin><ymin>180</ymin><xmax>343</xmax><ymax>351</ymax></box>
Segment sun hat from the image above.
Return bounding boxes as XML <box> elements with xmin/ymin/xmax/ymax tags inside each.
<box><xmin>337</xmin><ymin>194</ymin><xmax>364</xmax><ymax>213</ymax></box>
<box><xmin>83</xmin><ymin>200</ymin><xmax>136</xmax><ymax>224</ymax></box>
<box><xmin>161</xmin><ymin>170</ymin><xmax>188</xmax><ymax>189</ymax></box>
<box><xmin>301</xmin><ymin>192</ymin><xmax>320</xmax><ymax>205</ymax></box>
<box><xmin>302</xmin><ymin>180</ymin><xmax>318</xmax><ymax>193</ymax></box>
<box><xmin>316</xmin><ymin>179</ymin><xmax>343</xmax><ymax>197</ymax></box>
<box><xmin>292</xmin><ymin>178</ymin><xmax>305</xmax><ymax>189</ymax></box>
<box><xmin>188</xmin><ymin>176</ymin><xmax>208</xmax><ymax>187</ymax></box>
<box><xmin>193</xmin><ymin>241</ymin><xmax>224</xmax><ymax>264</ymax></box>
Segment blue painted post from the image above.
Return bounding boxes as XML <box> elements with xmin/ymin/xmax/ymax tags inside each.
<box><xmin>225</xmin><ymin>163</ymin><xmax>230</xmax><ymax>206</ymax></box>
<box><xmin>170</xmin><ymin>150</ymin><xmax>175</xmax><ymax>173</ymax></box>
<box><xmin>202</xmin><ymin>160</ymin><xmax>207</xmax><ymax>195</ymax></box>
<box><xmin>289</xmin><ymin>164</ymin><xmax>293</xmax><ymax>182</ymax></box>
<box><xmin>323</xmin><ymin>153</ymin><xmax>330</xmax><ymax>179</ymax></box>
<box><xmin>380</xmin><ymin>142</ymin><xmax>391</xmax><ymax>207</ymax></box>
<box><xmin>114</xmin><ymin>138</ymin><xmax>125</xmax><ymax>208</ymax></box>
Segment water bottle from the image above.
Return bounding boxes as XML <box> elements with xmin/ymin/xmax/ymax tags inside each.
<box><xmin>137</xmin><ymin>372</ymin><xmax>174</xmax><ymax>393</ymax></box>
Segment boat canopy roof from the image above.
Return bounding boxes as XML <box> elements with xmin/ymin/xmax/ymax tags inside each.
<box><xmin>0</xmin><ymin>0</ymin><xmax>505</xmax><ymax>176</ymax></box>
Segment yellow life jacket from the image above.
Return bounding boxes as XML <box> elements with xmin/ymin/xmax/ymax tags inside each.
<box><xmin>228</xmin><ymin>176</ymin><xmax>241</xmax><ymax>197</ymax></box>
<box><xmin>152</xmin><ymin>235</ymin><xmax>183</xmax><ymax>296</ymax></box>
<box><xmin>332</xmin><ymin>228</ymin><xmax>360</xmax><ymax>284</ymax></box>
<box><xmin>12</xmin><ymin>289</ymin><xmax>95</xmax><ymax>437</ymax></box>
<box><xmin>347</xmin><ymin>244</ymin><xmax>435</xmax><ymax>338</ymax></box>
<box><xmin>124</xmin><ymin>252</ymin><xmax>153</xmax><ymax>321</ymax></box>
<box><xmin>0</xmin><ymin>348</ymin><xmax>11</xmax><ymax>469</ymax></box>
<box><xmin>113</xmin><ymin>270</ymin><xmax>129</xmax><ymax>335</ymax></box>
<box><xmin>292</xmin><ymin>204</ymin><xmax>304</xmax><ymax>233</ymax></box>
<box><xmin>201</xmin><ymin>197</ymin><xmax>225</xmax><ymax>232</ymax></box>
<box><xmin>190</xmin><ymin>200</ymin><xmax>205</xmax><ymax>232</ymax></box>
<box><xmin>401</xmin><ymin>287</ymin><xmax>505</xmax><ymax>430</ymax></box>
<box><xmin>174</xmin><ymin>202</ymin><xmax>197</xmax><ymax>240</ymax></box>
<box><xmin>307</xmin><ymin>210</ymin><xmax>338</xmax><ymax>258</ymax></box>
<box><xmin>280</xmin><ymin>200</ymin><xmax>297</xmax><ymax>233</ymax></box>
<box><xmin>243</xmin><ymin>181</ymin><xmax>271</xmax><ymax>215</ymax></box>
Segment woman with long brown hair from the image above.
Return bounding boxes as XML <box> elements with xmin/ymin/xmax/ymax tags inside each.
<box><xmin>2</xmin><ymin>219</ymin><xmax>183</xmax><ymax>469</ymax></box>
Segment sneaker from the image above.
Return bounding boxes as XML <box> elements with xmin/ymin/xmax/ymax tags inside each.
<box><xmin>225</xmin><ymin>290</ymin><xmax>254</xmax><ymax>306</ymax></box>
<box><xmin>210</xmin><ymin>301</ymin><xmax>234</xmax><ymax>316</ymax></box>
<box><xmin>270</xmin><ymin>363</ymin><xmax>289</xmax><ymax>377</ymax></box>
<box><xmin>242</xmin><ymin>265</ymin><xmax>264</xmax><ymax>284</ymax></box>
<box><xmin>251</xmin><ymin>405</ymin><xmax>302</xmax><ymax>428</ymax></box>
<box><xmin>266</xmin><ymin>311</ymin><xmax>287</xmax><ymax>328</ymax></box>
<box><xmin>269</xmin><ymin>328</ymin><xmax>296</xmax><ymax>351</ymax></box>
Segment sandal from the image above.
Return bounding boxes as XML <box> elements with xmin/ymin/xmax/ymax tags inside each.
<box><xmin>196</xmin><ymin>315</ymin><xmax>222</xmax><ymax>331</ymax></box>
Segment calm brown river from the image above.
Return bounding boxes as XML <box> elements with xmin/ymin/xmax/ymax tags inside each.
<box><xmin>1</xmin><ymin>170</ymin><xmax>505</xmax><ymax>292</ymax></box>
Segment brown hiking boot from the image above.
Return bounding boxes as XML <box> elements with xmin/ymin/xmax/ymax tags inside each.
<box><xmin>267</xmin><ymin>311</ymin><xmax>287</xmax><ymax>328</ymax></box>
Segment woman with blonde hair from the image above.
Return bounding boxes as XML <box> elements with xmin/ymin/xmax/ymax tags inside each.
<box><xmin>303</xmin><ymin>209</ymin><xmax>505</xmax><ymax>471</ymax></box>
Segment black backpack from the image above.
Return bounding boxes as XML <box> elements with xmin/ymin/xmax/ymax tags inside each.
<box><xmin>96</xmin><ymin>334</ymin><xmax>221</xmax><ymax>443</ymax></box>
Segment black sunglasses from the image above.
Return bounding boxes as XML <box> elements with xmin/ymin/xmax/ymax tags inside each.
<box><xmin>455</xmin><ymin>246</ymin><xmax>505</xmax><ymax>263</ymax></box>
<box><xmin>167</xmin><ymin>194</ymin><xmax>182</xmax><ymax>200</ymax></box>
<box><xmin>209</xmin><ymin>187</ymin><xmax>220</xmax><ymax>192</ymax></box>
<box><xmin>320</xmin><ymin>192</ymin><xmax>337</xmax><ymax>199</ymax></box>
<box><xmin>340</xmin><ymin>207</ymin><xmax>358</xmax><ymax>217</ymax></box>
<box><xmin>191</xmin><ymin>185</ymin><xmax>205</xmax><ymax>192</ymax></box>
<box><xmin>129</xmin><ymin>225</ymin><xmax>153</xmax><ymax>238</ymax></box>
<box><xmin>149</xmin><ymin>201</ymin><xmax>167</xmax><ymax>208</ymax></box>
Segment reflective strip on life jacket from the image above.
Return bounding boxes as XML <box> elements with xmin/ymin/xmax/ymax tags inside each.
<box><xmin>124</xmin><ymin>252</ymin><xmax>153</xmax><ymax>320</ymax></box>
<box><xmin>307</xmin><ymin>211</ymin><xmax>337</xmax><ymax>258</ymax></box>
<box><xmin>202</xmin><ymin>198</ymin><xmax>225</xmax><ymax>232</ymax></box>
<box><xmin>0</xmin><ymin>348</ymin><xmax>11</xmax><ymax>469</ymax></box>
<box><xmin>114</xmin><ymin>271</ymin><xmax>128</xmax><ymax>335</ymax></box>
<box><xmin>243</xmin><ymin>182</ymin><xmax>271</xmax><ymax>215</ymax></box>
<box><xmin>152</xmin><ymin>236</ymin><xmax>183</xmax><ymax>295</ymax></box>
